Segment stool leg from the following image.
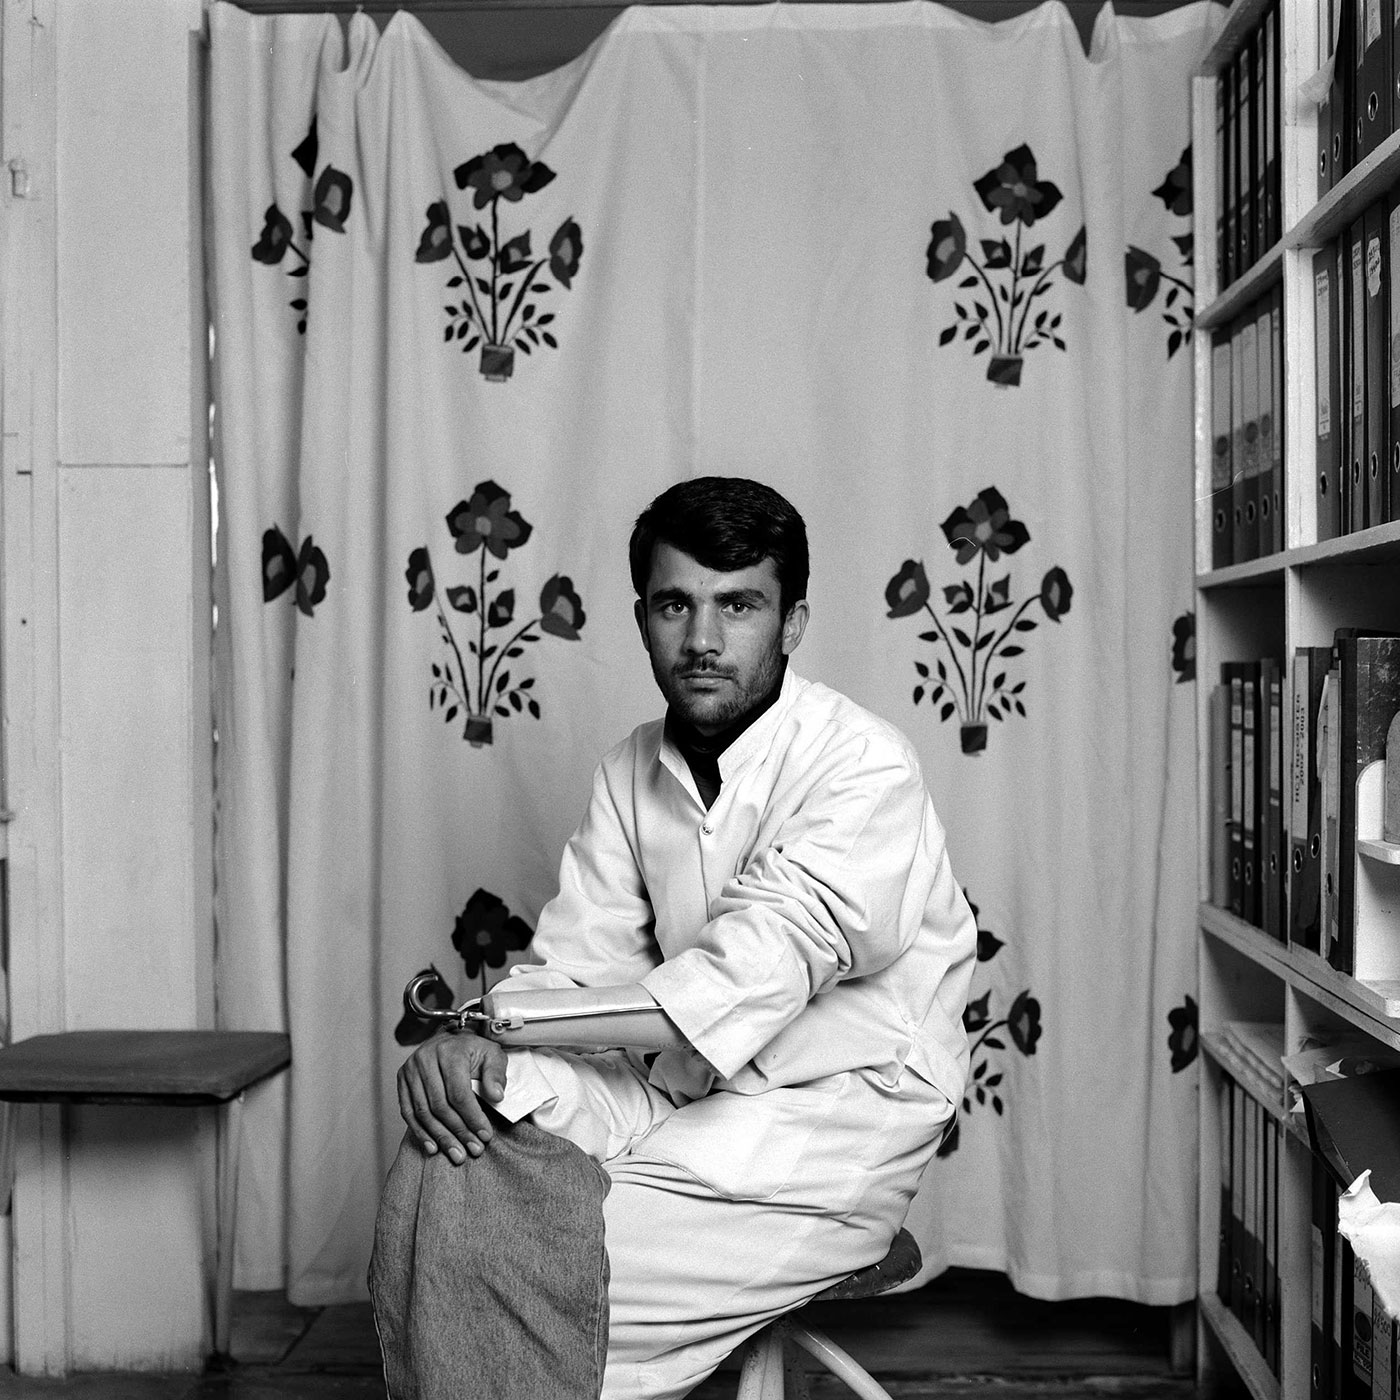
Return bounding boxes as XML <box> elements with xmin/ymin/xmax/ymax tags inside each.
<box><xmin>214</xmin><ymin>1091</ymin><xmax>245</xmax><ymax>1358</ymax></box>
<box><xmin>787</xmin><ymin>1321</ymin><xmax>895</xmax><ymax>1400</ymax></box>
<box><xmin>736</xmin><ymin>1323</ymin><xmax>787</xmax><ymax>1400</ymax></box>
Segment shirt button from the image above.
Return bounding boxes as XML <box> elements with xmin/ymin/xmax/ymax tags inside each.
<box><xmin>701</xmin><ymin>822</ymin><xmax>713</xmax><ymax>835</ymax></box>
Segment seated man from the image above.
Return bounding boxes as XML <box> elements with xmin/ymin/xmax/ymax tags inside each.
<box><xmin>392</xmin><ymin>476</ymin><xmax>976</xmax><ymax>1400</ymax></box>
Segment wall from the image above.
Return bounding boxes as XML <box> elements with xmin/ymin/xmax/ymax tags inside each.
<box><xmin>1</xmin><ymin>0</ymin><xmax>213</xmax><ymax>1373</ymax></box>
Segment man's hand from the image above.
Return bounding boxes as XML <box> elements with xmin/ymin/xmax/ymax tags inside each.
<box><xmin>397</xmin><ymin>1029</ymin><xmax>508</xmax><ymax>1165</ymax></box>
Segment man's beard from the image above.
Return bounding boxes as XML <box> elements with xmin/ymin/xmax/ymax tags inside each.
<box><xmin>651</xmin><ymin>643</ymin><xmax>786</xmax><ymax>734</ymax></box>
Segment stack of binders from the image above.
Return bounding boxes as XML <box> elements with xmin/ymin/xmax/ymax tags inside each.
<box><xmin>1301</xmin><ymin>1071</ymin><xmax>1400</xmax><ymax>1400</ymax></box>
<box><xmin>1313</xmin><ymin>0</ymin><xmax>1397</xmax><ymax>202</ymax></box>
<box><xmin>1311</xmin><ymin>199</ymin><xmax>1400</xmax><ymax>543</ymax></box>
<box><xmin>1211</xmin><ymin>658</ymin><xmax>1289</xmax><ymax>939</ymax></box>
<box><xmin>1210</xmin><ymin>288</ymin><xmax>1286</xmax><ymax>567</ymax></box>
<box><xmin>1216</xmin><ymin>1071</ymin><xmax>1284</xmax><ymax>1376</ymax></box>
<box><xmin>1290</xmin><ymin>631</ymin><xmax>1400</xmax><ymax>974</ymax></box>
<box><xmin>1215</xmin><ymin>1</ymin><xmax>1284</xmax><ymax>291</ymax></box>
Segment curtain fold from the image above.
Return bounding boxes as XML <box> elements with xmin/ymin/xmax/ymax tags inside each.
<box><xmin>209</xmin><ymin>0</ymin><xmax>1219</xmax><ymax>1306</ymax></box>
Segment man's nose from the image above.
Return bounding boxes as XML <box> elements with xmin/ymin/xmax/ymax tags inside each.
<box><xmin>683</xmin><ymin>606</ymin><xmax>721</xmax><ymax>655</ymax></box>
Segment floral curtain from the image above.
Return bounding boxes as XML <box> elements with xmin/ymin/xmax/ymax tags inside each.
<box><xmin>208</xmin><ymin>0</ymin><xmax>1219</xmax><ymax>1305</ymax></box>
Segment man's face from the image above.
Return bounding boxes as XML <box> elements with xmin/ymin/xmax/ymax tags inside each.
<box><xmin>635</xmin><ymin>543</ymin><xmax>808</xmax><ymax>736</ymax></box>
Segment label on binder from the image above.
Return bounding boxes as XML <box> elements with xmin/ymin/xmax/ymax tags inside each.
<box><xmin>1318</xmin><ymin>269</ymin><xmax>1333</xmax><ymax>436</ymax></box>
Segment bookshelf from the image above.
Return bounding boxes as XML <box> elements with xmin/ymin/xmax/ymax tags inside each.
<box><xmin>1191</xmin><ymin>0</ymin><xmax>1400</xmax><ymax>1391</ymax></box>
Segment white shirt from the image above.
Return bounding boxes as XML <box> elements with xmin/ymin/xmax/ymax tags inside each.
<box><xmin>505</xmin><ymin>668</ymin><xmax>976</xmax><ymax>1107</ymax></box>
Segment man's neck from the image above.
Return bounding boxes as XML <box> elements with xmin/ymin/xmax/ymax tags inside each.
<box><xmin>665</xmin><ymin>665</ymin><xmax>785</xmax><ymax>806</ymax></box>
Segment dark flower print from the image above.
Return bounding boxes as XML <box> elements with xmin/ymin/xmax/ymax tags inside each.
<box><xmin>539</xmin><ymin>575</ymin><xmax>586</xmax><ymax>640</ymax></box>
<box><xmin>452</xmin><ymin>888</ymin><xmax>535</xmax><ymax>984</ymax></box>
<box><xmin>252</xmin><ymin>205</ymin><xmax>295</xmax><ymax>265</ymax></box>
<box><xmin>885</xmin><ymin>560</ymin><xmax>931</xmax><ymax>618</ymax></box>
<box><xmin>1152</xmin><ymin>147</ymin><xmax>1192</xmax><ymax>218</ymax></box>
<box><xmin>1125</xmin><ymin>246</ymin><xmax>1162</xmax><ymax>313</ymax></box>
<box><xmin>1168</xmin><ymin>994</ymin><xmax>1198</xmax><ymax>1072</ymax></box>
<box><xmin>487</xmin><ymin>589</ymin><xmax>516</xmax><ymax>629</ymax></box>
<box><xmin>454</xmin><ymin>143</ymin><xmax>556</xmax><ymax>209</ymax></box>
<box><xmin>291</xmin><ymin>118</ymin><xmax>319</xmax><ymax>180</ymax></box>
<box><xmin>446</xmin><ymin>481</ymin><xmax>534</xmax><ymax>560</ymax></box>
<box><xmin>1039</xmin><ymin>567</ymin><xmax>1073</xmax><ymax>623</ymax></box>
<box><xmin>415</xmin><ymin>202</ymin><xmax>453</xmax><ymax>263</ymax></box>
<box><xmin>1171</xmin><ymin>611</ymin><xmax>1195</xmax><ymax>683</ymax></box>
<box><xmin>973</xmin><ymin>145</ymin><xmax>1063</xmax><ymax>228</ymax></box>
<box><xmin>394</xmin><ymin>964</ymin><xmax>455</xmax><ymax>1047</ymax></box>
<box><xmin>262</xmin><ymin>526</ymin><xmax>297</xmax><ymax>601</ymax></box>
<box><xmin>963</xmin><ymin>991</ymin><xmax>992</xmax><ymax>1033</ymax></box>
<box><xmin>311</xmin><ymin>166</ymin><xmax>353</xmax><ymax>233</ymax></box>
<box><xmin>549</xmin><ymin>218</ymin><xmax>584</xmax><ymax>290</ymax></box>
<box><xmin>1007</xmin><ymin>990</ymin><xmax>1042</xmax><ymax>1055</ymax></box>
<box><xmin>263</xmin><ymin>525</ymin><xmax>330</xmax><ymax>617</ymax></box>
<box><xmin>940</xmin><ymin>488</ymin><xmax>1031</xmax><ymax>565</ymax></box>
<box><xmin>926</xmin><ymin>214</ymin><xmax>967</xmax><ymax>283</ymax></box>
<box><xmin>1063</xmin><ymin>225</ymin><xmax>1087</xmax><ymax>285</ymax></box>
<box><xmin>406</xmin><ymin>547</ymin><xmax>435</xmax><ymax>612</ymax></box>
<box><xmin>295</xmin><ymin>538</ymin><xmax>330</xmax><ymax>617</ymax></box>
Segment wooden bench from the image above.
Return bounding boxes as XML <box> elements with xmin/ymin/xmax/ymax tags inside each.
<box><xmin>0</xmin><ymin>1029</ymin><xmax>291</xmax><ymax>1358</ymax></box>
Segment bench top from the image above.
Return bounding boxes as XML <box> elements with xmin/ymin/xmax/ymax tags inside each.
<box><xmin>0</xmin><ymin>1030</ymin><xmax>290</xmax><ymax>1105</ymax></box>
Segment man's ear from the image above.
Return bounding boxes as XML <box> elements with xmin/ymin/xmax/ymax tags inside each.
<box><xmin>634</xmin><ymin>598</ymin><xmax>651</xmax><ymax>652</ymax></box>
<box><xmin>781</xmin><ymin>599</ymin><xmax>809</xmax><ymax>656</ymax></box>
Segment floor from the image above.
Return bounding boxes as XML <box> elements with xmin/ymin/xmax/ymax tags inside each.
<box><xmin>0</xmin><ymin>1270</ymin><xmax>1215</xmax><ymax>1399</ymax></box>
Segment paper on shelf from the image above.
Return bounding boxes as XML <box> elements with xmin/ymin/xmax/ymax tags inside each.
<box><xmin>1339</xmin><ymin>1170</ymin><xmax>1400</xmax><ymax>1320</ymax></box>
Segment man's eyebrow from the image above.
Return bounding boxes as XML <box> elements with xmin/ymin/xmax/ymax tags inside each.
<box><xmin>714</xmin><ymin>586</ymin><xmax>771</xmax><ymax>607</ymax></box>
<box><xmin>648</xmin><ymin>585</ymin><xmax>694</xmax><ymax>607</ymax></box>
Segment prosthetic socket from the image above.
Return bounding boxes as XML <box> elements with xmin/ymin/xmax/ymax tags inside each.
<box><xmin>404</xmin><ymin>972</ymin><xmax>688</xmax><ymax>1052</ymax></box>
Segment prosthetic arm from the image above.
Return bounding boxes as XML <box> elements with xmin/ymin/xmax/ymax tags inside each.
<box><xmin>404</xmin><ymin>972</ymin><xmax>688</xmax><ymax>1052</ymax></box>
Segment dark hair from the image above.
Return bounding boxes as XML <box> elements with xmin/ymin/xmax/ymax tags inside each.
<box><xmin>629</xmin><ymin>477</ymin><xmax>809</xmax><ymax>615</ymax></box>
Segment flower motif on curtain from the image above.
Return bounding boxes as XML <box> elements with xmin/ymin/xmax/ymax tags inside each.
<box><xmin>262</xmin><ymin>524</ymin><xmax>330</xmax><ymax>617</ymax></box>
<box><xmin>1167</xmin><ymin>994</ymin><xmax>1198</xmax><ymax>1072</ymax></box>
<box><xmin>885</xmin><ymin>487</ymin><xmax>1073</xmax><ymax>755</ymax></box>
<box><xmin>249</xmin><ymin>116</ymin><xmax>355</xmax><ymax>334</ymax></box>
<box><xmin>452</xmin><ymin>888</ymin><xmax>535</xmax><ymax>990</ymax></box>
<box><xmin>927</xmin><ymin>144</ymin><xmax>1087</xmax><ymax>387</ymax></box>
<box><xmin>406</xmin><ymin>480</ymin><xmax>586</xmax><ymax>747</ymax></box>
<box><xmin>414</xmin><ymin>142</ymin><xmax>584</xmax><ymax>383</ymax></box>
<box><xmin>1124</xmin><ymin>146</ymin><xmax>1194</xmax><ymax>359</ymax></box>
<box><xmin>937</xmin><ymin>892</ymin><xmax>1042</xmax><ymax>1158</ymax></box>
<box><xmin>1171</xmin><ymin>610</ymin><xmax>1196</xmax><ymax>683</ymax></box>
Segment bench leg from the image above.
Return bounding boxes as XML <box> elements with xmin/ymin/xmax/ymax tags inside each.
<box><xmin>214</xmin><ymin>1091</ymin><xmax>245</xmax><ymax>1358</ymax></box>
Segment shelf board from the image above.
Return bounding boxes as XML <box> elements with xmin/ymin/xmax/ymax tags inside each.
<box><xmin>1195</xmin><ymin>519</ymin><xmax>1400</xmax><ymax>588</ymax></box>
<box><xmin>1201</xmin><ymin>1030</ymin><xmax>1287</xmax><ymax>1120</ymax></box>
<box><xmin>1281</xmin><ymin>517</ymin><xmax>1400</xmax><ymax>568</ymax></box>
<box><xmin>1358</xmin><ymin>837</ymin><xmax>1400</xmax><ymax>865</ymax></box>
<box><xmin>1286</xmin><ymin>129</ymin><xmax>1400</xmax><ymax>251</ymax></box>
<box><xmin>1199</xmin><ymin>904</ymin><xmax>1400</xmax><ymax>1030</ymax></box>
<box><xmin>1195</xmin><ymin>553</ymin><xmax>1287</xmax><ymax>590</ymax></box>
<box><xmin>1197</xmin><ymin>0</ymin><xmax>1278</xmax><ymax>76</ymax></box>
<box><xmin>1199</xmin><ymin>904</ymin><xmax>1292</xmax><ymax>972</ymax></box>
<box><xmin>1196</xmin><ymin>243</ymin><xmax>1285</xmax><ymax>331</ymax></box>
<box><xmin>1287</xmin><ymin>945</ymin><xmax>1400</xmax><ymax>1025</ymax></box>
<box><xmin>1199</xmin><ymin>1293</ymin><xmax>1280</xmax><ymax>1400</ymax></box>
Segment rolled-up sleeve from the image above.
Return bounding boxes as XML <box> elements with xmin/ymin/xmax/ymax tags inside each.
<box><xmin>642</xmin><ymin>735</ymin><xmax>941</xmax><ymax>1080</ymax></box>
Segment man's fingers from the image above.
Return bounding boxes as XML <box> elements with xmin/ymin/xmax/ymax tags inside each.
<box><xmin>396</xmin><ymin>1067</ymin><xmax>438</xmax><ymax>1155</ymax></box>
<box><xmin>416</xmin><ymin>1054</ymin><xmax>486</xmax><ymax>1163</ymax></box>
<box><xmin>438</xmin><ymin>1043</ymin><xmax>497</xmax><ymax>1145</ymax></box>
<box><xmin>478</xmin><ymin>1041</ymin><xmax>509</xmax><ymax>1103</ymax></box>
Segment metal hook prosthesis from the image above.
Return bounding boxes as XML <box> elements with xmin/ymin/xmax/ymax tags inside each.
<box><xmin>403</xmin><ymin>972</ymin><xmax>494</xmax><ymax>1033</ymax></box>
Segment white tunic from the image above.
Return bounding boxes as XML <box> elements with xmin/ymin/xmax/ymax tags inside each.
<box><xmin>506</xmin><ymin>666</ymin><xmax>977</xmax><ymax>1110</ymax></box>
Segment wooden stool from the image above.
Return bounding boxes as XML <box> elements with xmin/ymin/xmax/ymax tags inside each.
<box><xmin>736</xmin><ymin>1227</ymin><xmax>923</xmax><ymax>1400</ymax></box>
<box><xmin>0</xmin><ymin>1029</ymin><xmax>291</xmax><ymax>1359</ymax></box>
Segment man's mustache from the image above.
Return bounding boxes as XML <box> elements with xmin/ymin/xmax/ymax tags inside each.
<box><xmin>674</xmin><ymin>663</ymin><xmax>735</xmax><ymax>680</ymax></box>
